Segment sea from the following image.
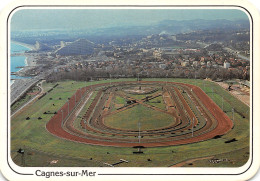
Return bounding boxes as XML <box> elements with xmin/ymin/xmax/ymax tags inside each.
<box><xmin>10</xmin><ymin>42</ymin><xmax>31</xmax><ymax>84</ymax></box>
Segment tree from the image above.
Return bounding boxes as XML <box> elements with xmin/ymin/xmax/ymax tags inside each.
<box><xmin>197</xmin><ymin>68</ymin><xmax>206</xmax><ymax>79</ymax></box>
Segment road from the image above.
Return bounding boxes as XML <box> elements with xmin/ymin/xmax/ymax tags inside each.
<box><xmin>197</xmin><ymin>42</ymin><xmax>250</xmax><ymax>61</ymax></box>
<box><xmin>10</xmin><ymin>72</ymin><xmax>48</xmax><ymax>105</ymax></box>
<box><xmin>11</xmin><ymin>80</ymin><xmax>44</xmax><ymax>117</ymax></box>
<box><xmin>223</xmin><ymin>47</ymin><xmax>250</xmax><ymax>61</ymax></box>
<box><xmin>11</xmin><ymin>77</ymin><xmax>39</xmax><ymax>105</ymax></box>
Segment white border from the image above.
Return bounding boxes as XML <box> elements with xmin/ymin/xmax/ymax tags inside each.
<box><xmin>1</xmin><ymin>0</ymin><xmax>259</xmax><ymax>181</ymax></box>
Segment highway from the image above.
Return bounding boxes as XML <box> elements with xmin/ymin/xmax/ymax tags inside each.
<box><xmin>198</xmin><ymin>42</ymin><xmax>250</xmax><ymax>61</ymax></box>
<box><xmin>11</xmin><ymin>81</ymin><xmax>44</xmax><ymax>117</ymax></box>
<box><xmin>223</xmin><ymin>47</ymin><xmax>250</xmax><ymax>61</ymax></box>
<box><xmin>10</xmin><ymin>66</ymin><xmax>57</xmax><ymax>106</ymax></box>
<box><xmin>10</xmin><ymin>71</ymin><xmax>48</xmax><ymax>105</ymax></box>
<box><xmin>11</xmin><ymin>77</ymin><xmax>39</xmax><ymax>105</ymax></box>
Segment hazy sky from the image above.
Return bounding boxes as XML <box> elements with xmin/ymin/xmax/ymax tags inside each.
<box><xmin>11</xmin><ymin>9</ymin><xmax>249</xmax><ymax>31</ymax></box>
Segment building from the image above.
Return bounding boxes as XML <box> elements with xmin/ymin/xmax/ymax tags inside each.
<box><xmin>34</xmin><ymin>41</ymin><xmax>54</xmax><ymax>51</ymax></box>
<box><xmin>55</xmin><ymin>39</ymin><xmax>95</xmax><ymax>56</ymax></box>
<box><xmin>224</xmin><ymin>62</ymin><xmax>231</xmax><ymax>69</ymax></box>
<box><xmin>193</xmin><ymin>61</ymin><xmax>198</xmax><ymax>67</ymax></box>
<box><xmin>159</xmin><ymin>64</ymin><xmax>167</xmax><ymax>69</ymax></box>
<box><xmin>207</xmin><ymin>61</ymin><xmax>212</xmax><ymax>67</ymax></box>
<box><xmin>153</xmin><ymin>50</ymin><xmax>162</xmax><ymax>58</ymax></box>
<box><xmin>181</xmin><ymin>61</ymin><xmax>189</xmax><ymax>67</ymax></box>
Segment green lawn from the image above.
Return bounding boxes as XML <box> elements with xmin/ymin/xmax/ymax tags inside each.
<box><xmin>146</xmin><ymin>95</ymin><xmax>166</xmax><ymax>110</ymax></box>
<box><xmin>180</xmin><ymin>147</ymin><xmax>249</xmax><ymax>167</ymax></box>
<box><xmin>115</xmin><ymin>96</ymin><xmax>126</xmax><ymax>105</ymax></box>
<box><xmin>11</xmin><ymin>86</ymin><xmax>40</xmax><ymax>113</ymax></box>
<box><xmin>10</xmin><ymin>78</ymin><xmax>250</xmax><ymax>167</ymax></box>
<box><xmin>104</xmin><ymin>104</ymin><xmax>174</xmax><ymax>130</ymax></box>
<box><xmin>11</xmin><ymin>94</ymin><xmax>33</xmax><ymax>113</ymax></box>
<box><xmin>125</xmin><ymin>93</ymin><xmax>148</xmax><ymax>100</ymax></box>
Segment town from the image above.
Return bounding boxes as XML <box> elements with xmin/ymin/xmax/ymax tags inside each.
<box><xmin>12</xmin><ymin>28</ymin><xmax>250</xmax><ymax>85</ymax></box>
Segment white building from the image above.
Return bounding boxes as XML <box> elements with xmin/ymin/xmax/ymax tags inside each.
<box><xmin>193</xmin><ymin>61</ymin><xmax>198</xmax><ymax>67</ymax></box>
<box><xmin>207</xmin><ymin>61</ymin><xmax>212</xmax><ymax>67</ymax></box>
<box><xmin>224</xmin><ymin>62</ymin><xmax>230</xmax><ymax>69</ymax></box>
<box><xmin>159</xmin><ymin>64</ymin><xmax>167</xmax><ymax>69</ymax></box>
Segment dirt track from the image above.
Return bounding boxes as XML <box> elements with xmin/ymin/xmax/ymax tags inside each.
<box><xmin>46</xmin><ymin>81</ymin><xmax>233</xmax><ymax>147</ymax></box>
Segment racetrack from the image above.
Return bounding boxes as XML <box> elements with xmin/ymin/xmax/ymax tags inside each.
<box><xmin>46</xmin><ymin>81</ymin><xmax>233</xmax><ymax>147</ymax></box>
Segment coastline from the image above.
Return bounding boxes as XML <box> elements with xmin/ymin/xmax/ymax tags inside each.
<box><xmin>14</xmin><ymin>56</ymin><xmax>36</xmax><ymax>75</ymax></box>
<box><xmin>25</xmin><ymin>57</ymin><xmax>28</xmax><ymax>66</ymax></box>
<box><xmin>11</xmin><ymin>41</ymin><xmax>36</xmax><ymax>85</ymax></box>
<box><xmin>11</xmin><ymin>40</ymin><xmax>35</xmax><ymax>50</ymax></box>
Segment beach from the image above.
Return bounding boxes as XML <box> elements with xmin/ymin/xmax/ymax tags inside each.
<box><xmin>10</xmin><ymin>41</ymin><xmax>35</xmax><ymax>84</ymax></box>
<box><xmin>15</xmin><ymin>55</ymin><xmax>37</xmax><ymax>76</ymax></box>
<box><xmin>11</xmin><ymin>40</ymin><xmax>35</xmax><ymax>50</ymax></box>
<box><xmin>10</xmin><ymin>42</ymin><xmax>41</xmax><ymax>104</ymax></box>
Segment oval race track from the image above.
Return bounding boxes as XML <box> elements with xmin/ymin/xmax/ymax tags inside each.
<box><xmin>46</xmin><ymin>81</ymin><xmax>233</xmax><ymax>147</ymax></box>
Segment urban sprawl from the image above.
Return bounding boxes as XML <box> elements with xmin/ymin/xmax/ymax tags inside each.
<box><xmin>11</xmin><ymin>28</ymin><xmax>250</xmax><ymax>103</ymax></box>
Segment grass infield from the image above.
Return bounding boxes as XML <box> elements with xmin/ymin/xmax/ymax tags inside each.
<box><xmin>11</xmin><ymin>78</ymin><xmax>250</xmax><ymax>167</ymax></box>
<box><xmin>104</xmin><ymin>104</ymin><xmax>174</xmax><ymax>131</ymax></box>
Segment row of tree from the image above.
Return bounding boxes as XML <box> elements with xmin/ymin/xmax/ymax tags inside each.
<box><xmin>46</xmin><ymin>67</ymin><xmax>249</xmax><ymax>83</ymax></box>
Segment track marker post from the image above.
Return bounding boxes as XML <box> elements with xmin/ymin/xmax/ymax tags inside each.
<box><xmin>222</xmin><ymin>96</ymin><xmax>224</xmax><ymax>111</ymax></box>
<box><xmin>232</xmin><ymin>108</ymin><xmax>234</xmax><ymax>122</ymax></box>
<box><xmin>231</xmin><ymin>108</ymin><xmax>235</xmax><ymax>129</ymax></box>
<box><xmin>80</xmin><ymin>87</ymin><xmax>82</xmax><ymax>99</ymax></box>
<box><xmin>61</xmin><ymin>109</ymin><xmax>63</xmax><ymax>126</ymax></box>
<box><xmin>192</xmin><ymin>117</ymin><xmax>194</xmax><ymax>137</ymax></box>
<box><xmin>90</xmin><ymin>77</ymin><xmax>93</xmax><ymax>90</ymax></box>
<box><xmin>17</xmin><ymin>148</ymin><xmax>25</xmax><ymax>166</ymax></box>
<box><xmin>67</xmin><ymin>101</ymin><xmax>70</xmax><ymax>115</ymax></box>
<box><xmin>166</xmin><ymin>73</ymin><xmax>168</xmax><ymax>86</ymax></box>
<box><xmin>84</xmin><ymin>119</ymin><xmax>87</xmax><ymax>133</ymax></box>
<box><xmin>138</xmin><ymin>122</ymin><xmax>141</xmax><ymax>143</ymax></box>
<box><xmin>109</xmin><ymin>74</ymin><xmax>111</xmax><ymax>86</ymax></box>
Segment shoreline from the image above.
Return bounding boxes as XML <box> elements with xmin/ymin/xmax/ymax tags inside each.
<box><xmin>25</xmin><ymin>57</ymin><xmax>28</xmax><ymax>66</ymax></box>
<box><xmin>14</xmin><ymin>56</ymin><xmax>36</xmax><ymax>75</ymax></box>
<box><xmin>11</xmin><ymin>42</ymin><xmax>36</xmax><ymax>85</ymax></box>
<box><xmin>11</xmin><ymin>40</ymin><xmax>35</xmax><ymax>51</ymax></box>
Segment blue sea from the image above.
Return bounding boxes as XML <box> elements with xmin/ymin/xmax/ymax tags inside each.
<box><xmin>11</xmin><ymin>43</ymin><xmax>31</xmax><ymax>83</ymax></box>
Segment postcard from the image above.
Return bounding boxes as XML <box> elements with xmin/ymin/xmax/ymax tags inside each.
<box><xmin>0</xmin><ymin>0</ymin><xmax>259</xmax><ymax>180</ymax></box>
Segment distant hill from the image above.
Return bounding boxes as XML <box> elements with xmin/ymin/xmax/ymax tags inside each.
<box><xmin>157</xmin><ymin>19</ymin><xmax>249</xmax><ymax>32</ymax></box>
<box><xmin>90</xmin><ymin>19</ymin><xmax>250</xmax><ymax>36</ymax></box>
<box><xmin>11</xmin><ymin>19</ymin><xmax>250</xmax><ymax>45</ymax></box>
